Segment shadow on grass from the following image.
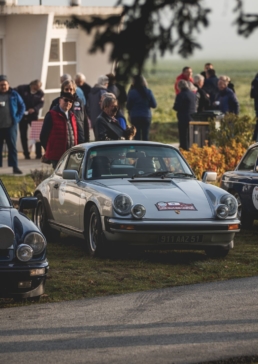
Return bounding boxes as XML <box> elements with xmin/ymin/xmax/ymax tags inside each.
<box><xmin>53</xmin><ymin>234</ymin><xmax>208</xmax><ymax>265</ymax></box>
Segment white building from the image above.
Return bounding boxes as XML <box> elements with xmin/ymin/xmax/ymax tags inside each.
<box><xmin>0</xmin><ymin>1</ymin><xmax>121</xmax><ymax>114</ymax></box>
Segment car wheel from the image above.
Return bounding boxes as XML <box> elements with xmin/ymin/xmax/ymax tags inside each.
<box><xmin>34</xmin><ymin>193</ymin><xmax>60</xmax><ymax>241</ymax></box>
<box><xmin>205</xmin><ymin>247</ymin><xmax>230</xmax><ymax>259</ymax></box>
<box><xmin>86</xmin><ymin>205</ymin><xmax>106</xmax><ymax>257</ymax></box>
<box><xmin>234</xmin><ymin>192</ymin><xmax>254</xmax><ymax>229</ymax></box>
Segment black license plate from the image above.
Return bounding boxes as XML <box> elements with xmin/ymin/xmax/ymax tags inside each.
<box><xmin>157</xmin><ymin>235</ymin><xmax>203</xmax><ymax>244</ymax></box>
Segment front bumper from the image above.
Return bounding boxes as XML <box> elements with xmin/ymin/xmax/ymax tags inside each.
<box><xmin>103</xmin><ymin>217</ymin><xmax>240</xmax><ymax>249</ymax></box>
<box><xmin>0</xmin><ymin>261</ymin><xmax>49</xmax><ymax>298</ymax></box>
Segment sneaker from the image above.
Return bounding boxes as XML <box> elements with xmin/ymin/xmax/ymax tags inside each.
<box><xmin>13</xmin><ymin>167</ymin><xmax>23</xmax><ymax>174</ymax></box>
<box><xmin>25</xmin><ymin>156</ymin><xmax>31</xmax><ymax>160</ymax></box>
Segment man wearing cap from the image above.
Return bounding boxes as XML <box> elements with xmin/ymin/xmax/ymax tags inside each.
<box><xmin>40</xmin><ymin>92</ymin><xmax>84</xmax><ymax>168</ymax></box>
<box><xmin>0</xmin><ymin>75</ymin><xmax>25</xmax><ymax>174</ymax></box>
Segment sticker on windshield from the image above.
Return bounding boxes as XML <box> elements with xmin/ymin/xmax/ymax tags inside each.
<box><xmin>252</xmin><ymin>186</ymin><xmax>258</xmax><ymax>210</ymax></box>
<box><xmin>87</xmin><ymin>169</ymin><xmax>92</xmax><ymax>178</ymax></box>
<box><xmin>156</xmin><ymin>201</ymin><xmax>197</xmax><ymax>211</ymax></box>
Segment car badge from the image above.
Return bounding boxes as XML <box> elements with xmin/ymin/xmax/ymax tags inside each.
<box><xmin>175</xmin><ymin>210</ymin><xmax>180</xmax><ymax>214</ymax></box>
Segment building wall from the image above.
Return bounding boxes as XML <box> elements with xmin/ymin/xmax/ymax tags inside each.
<box><xmin>77</xmin><ymin>28</ymin><xmax>113</xmax><ymax>87</ymax></box>
<box><xmin>5</xmin><ymin>14</ymin><xmax>49</xmax><ymax>87</ymax></box>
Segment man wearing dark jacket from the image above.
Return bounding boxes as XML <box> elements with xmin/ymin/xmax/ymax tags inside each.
<box><xmin>203</xmin><ymin>69</ymin><xmax>219</xmax><ymax>104</ymax></box>
<box><xmin>88</xmin><ymin>75</ymin><xmax>108</xmax><ymax>134</ymax></box>
<box><xmin>16</xmin><ymin>80</ymin><xmax>44</xmax><ymax>159</ymax></box>
<box><xmin>0</xmin><ymin>75</ymin><xmax>25</xmax><ymax>174</ymax></box>
<box><xmin>193</xmin><ymin>74</ymin><xmax>210</xmax><ymax>112</ymax></box>
<box><xmin>214</xmin><ymin>78</ymin><xmax>239</xmax><ymax>115</ymax></box>
<box><xmin>173</xmin><ymin>80</ymin><xmax>196</xmax><ymax>151</ymax></box>
<box><xmin>40</xmin><ymin>92</ymin><xmax>84</xmax><ymax>168</ymax></box>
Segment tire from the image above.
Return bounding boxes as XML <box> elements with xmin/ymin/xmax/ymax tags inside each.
<box><xmin>86</xmin><ymin>205</ymin><xmax>106</xmax><ymax>257</ymax></box>
<box><xmin>205</xmin><ymin>247</ymin><xmax>230</xmax><ymax>259</ymax></box>
<box><xmin>234</xmin><ymin>192</ymin><xmax>254</xmax><ymax>229</ymax></box>
<box><xmin>34</xmin><ymin>193</ymin><xmax>60</xmax><ymax>241</ymax></box>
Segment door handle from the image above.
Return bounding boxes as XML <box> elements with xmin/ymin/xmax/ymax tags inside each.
<box><xmin>54</xmin><ymin>184</ymin><xmax>59</xmax><ymax>189</ymax></box>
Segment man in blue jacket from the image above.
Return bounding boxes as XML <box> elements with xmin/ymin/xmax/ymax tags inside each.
<box><xmin>0</xmin><ymin>75</ymin><xmax>25</xmax><ymax>174</ymax></box>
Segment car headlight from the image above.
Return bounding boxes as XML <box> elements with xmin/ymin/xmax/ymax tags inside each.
<box><xmin>16</xmin><ymin>244</ymin><xmax>33</xmax><ymax>262</ymax></box>
<box><xmin>24</xmin><ymin>232</ymin><xmax>46</xmax><ymax>255</ymax></box>
<box><xmin>216</xmin><ymin>204</ymin><xmax>229</xmax><ymax>219</ymax></box>
<box><xmin>131</xmin><ymin>204</ymin><xmax>146</xmax><ymax>219</ymax></box>
<box><xmin>220</xmin><ymin>194</ymin><xmax>237</xmax><ymax>216</ymax></box>
<box><xmin>113</xmin><ymin>194</ymin><xmax>132</xmax><ymax>215</ymax></box>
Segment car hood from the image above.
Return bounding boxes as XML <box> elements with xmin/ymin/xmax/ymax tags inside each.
<box><xmin>0</xmin><ymin>209</ymin><xmax>14</xmax><ymax>249</ymax></box>
<box><xmin>97</xmin><ymin>178</ymin><xmax>215</xmax><ymax>219</ymax></box>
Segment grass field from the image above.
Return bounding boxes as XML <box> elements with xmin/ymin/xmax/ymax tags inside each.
<box><xmin>144</xmin><ymin>59</ymin><xmax>257</xmax><ymax>143</ymax></box>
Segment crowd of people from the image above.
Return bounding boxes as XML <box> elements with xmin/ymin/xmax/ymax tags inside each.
<box><xmin>173</xmin><ymin>63</ymin><xmax>240</xmax><ymax>150</ymax></box>
<box><xmin>0</xmin><ymin>62</ymin><xmax>257</xmax><ymax>173</ymax></box>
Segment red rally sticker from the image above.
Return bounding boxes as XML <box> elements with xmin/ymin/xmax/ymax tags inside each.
<box><xmin>156</xmin><ymin>201</ymin><xmax>197</xmax><ymax>211</ymax></box>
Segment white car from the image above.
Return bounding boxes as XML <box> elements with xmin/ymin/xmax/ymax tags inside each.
<box><xmin>34</xmin><ymin>141</ymin><xmax>240</xmax><ymax>258</ymax></box>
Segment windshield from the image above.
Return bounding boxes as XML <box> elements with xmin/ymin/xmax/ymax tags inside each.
<box><xmin>85</xmin><ymin>144</ymin><xmax>193</xmax><ymax>180</ymax></box>
<box><xmin>0</xmin><ymin>182</ymin><xmax>12</xmax><ymax>207</ymax></box>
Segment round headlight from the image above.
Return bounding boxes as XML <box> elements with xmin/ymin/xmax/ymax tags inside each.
<box><xmin>24</xmin><ymin>232</ymin><xmax>46</xmax><ymax>255</ymax></box>
<box><xmin>131</xmin><ymin>204</ymin><xmax>146</xmax><ymax>219</ymax></box>
<box><xmin>16</xmin><ymin>244</ymin><xmax>33</xmax><ymax>262</ymax></box>
<box><xmin>113</xmin><ymin>194</ymin><xmax>132</xmax><ymax>215</ymax></box>
<box><xmin>216</xmin><ymin>204</ymin><xmax>229</xmax><ymax>219</ymax></box>
<box><xmin>220</xmin><ymin>194</ymin><xmax>237</xmax><ymax>216</ymax></box>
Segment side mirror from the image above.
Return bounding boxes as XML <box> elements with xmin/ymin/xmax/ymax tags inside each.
<box><xmin>202</xmin><ymin>171</ymin><xmax>217</xmax><ymax>183</ymax></box>
<box><xmin>63</xmin><ymin>169</ymin><xmax>79</xmax><ymax>181</ymax></box>
<box><xmin>19</xmin><ymin>197</ymin><xmax>38</xmax><ymax>212</ymax></box>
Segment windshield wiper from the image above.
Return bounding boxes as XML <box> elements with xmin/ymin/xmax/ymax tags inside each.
<box><xmin>145</xmin><ymin>170</ymin><xmax>173</xmax><ymax>177</ymax></box>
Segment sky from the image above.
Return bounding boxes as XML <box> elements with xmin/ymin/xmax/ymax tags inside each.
<box><xmin>17</xmin><ymin>0</ymin><xmax>258</xmax><ymax>60</ymax></box>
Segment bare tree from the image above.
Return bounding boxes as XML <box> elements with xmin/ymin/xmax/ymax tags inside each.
<box><xmin>73</xmin><ymin>0</ymin><xmax>258</xmax><ymax>83</ymax></box>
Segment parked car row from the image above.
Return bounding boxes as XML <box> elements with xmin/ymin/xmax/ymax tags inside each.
<box><xmin>2</xmin><ymin>140</ymin><xmax>257</xmax><ymax>301</ymax></box>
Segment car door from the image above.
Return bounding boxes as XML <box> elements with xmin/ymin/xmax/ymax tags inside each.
<box><xmin>49</xmin><ymin>153</ymin><xmax>69</xmax><ymax>223</ymax></box>
<box><xmin>57</xmin><ymin>150</ymin><xmax>85</xmax><ymax>230</ymax></box>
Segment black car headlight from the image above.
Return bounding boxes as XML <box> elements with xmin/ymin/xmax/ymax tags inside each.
<box><xmin>24</xmin><ymin>232</ymin><xmax>47</xmax><ymax>255</ymax></box>
<box><xmin>220</xmin><ymin>194</ymin><xmax>237</xmax><ymax>216</ymax></box>
<box><xmin>113</xmin><ymin>194</ymin><xmax>132</xmax><ymax>215</ymax></box>
<box><xmin>131</xmin><ymin>204</ymin><xmax>146</xmax><ymax>219</ymax></box>
<box><xmin>16</xmin><ymin>244</ymin><xmax>33</xmax><ymax>262</ymax></box>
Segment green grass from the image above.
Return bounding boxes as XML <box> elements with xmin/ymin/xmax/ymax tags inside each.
<box><xmin>1</xmin><ymin>223</ymin><xmax>258</xmax><ymax>308</ymax></box>
<box><xmin>0</xmin><ymin>175</ymin><xmax>35</xmax><ymax>198</ymax></box>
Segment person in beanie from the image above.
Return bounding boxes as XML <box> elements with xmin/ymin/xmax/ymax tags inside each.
<box><xmin>0</xmin><ymin>75</ymin><xmax>25</xmax><ymax>174</ymax></box>
<box><xmin>40</xmin><ymin>92</ymin><xmax>84</xmax><ymax>169</ymax></box>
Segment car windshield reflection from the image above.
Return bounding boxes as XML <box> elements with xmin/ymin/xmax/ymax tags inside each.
<box><xmin>85</xmin><ymin>144</ymin><xmax>193</xmax><ymax>180</ymax></box>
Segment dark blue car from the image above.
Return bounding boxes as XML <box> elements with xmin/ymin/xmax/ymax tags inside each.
<box><xmin>0</xmin><ymin>179</ymin><xmax>49</xmax><ymax>300</ymax></box>
<box><xmin>220</xmin><ymin>143</ymin><xmax>258</xmax><ymax>228</ymax></box>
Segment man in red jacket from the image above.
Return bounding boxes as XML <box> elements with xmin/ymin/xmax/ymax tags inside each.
<box><xmin>174</xmin><ymin>66</ymin><xmax>193</xmax><ymax>95</ymax></box>
<box><xmin>40</xmin><ymin>92</ymin><xmax>84</xmax><ymax>168</ymax></box>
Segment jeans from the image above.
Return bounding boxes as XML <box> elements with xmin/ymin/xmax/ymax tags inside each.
<box><xmin>0</xmin><ymin>124</ymin><xmax>18</xmax><ymax>168</ymax></box>
<box><xmin>130</xmin><ymin>117</ymin><xmax>151</xmax><ymax>141</ymax></box>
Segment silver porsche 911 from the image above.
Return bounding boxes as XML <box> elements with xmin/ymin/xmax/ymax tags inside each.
<box><xmin>34</xmin><ymin>141</ymin><xmax>240</xmax><ymax>258</ymax></box>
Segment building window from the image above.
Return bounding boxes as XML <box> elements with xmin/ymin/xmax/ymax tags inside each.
<box><xmin>43</xmin><ymin>38</ymin><xmax>77</xmax><ymax>115</ymax></box>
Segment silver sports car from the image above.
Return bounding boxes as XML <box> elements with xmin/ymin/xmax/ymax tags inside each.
<box><xmin>34</xmin><ymin>141</ymin><xmax>240</xmax><ymax>258</ymax></box>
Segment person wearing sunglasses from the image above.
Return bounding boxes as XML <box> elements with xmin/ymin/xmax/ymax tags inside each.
<box><xmin>40</xmin><ymin>91</ymin><xmax>84</xmax><ymax>168</ymax></box>
<box><xmin>49</xmin><ymin>80</ymin><xmax>88</xmax><ymax>142</ymax></box>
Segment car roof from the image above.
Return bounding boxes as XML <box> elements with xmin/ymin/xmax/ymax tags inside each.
<box><xmin>72</xmin><ymin>140</ymin><xmax>177</xmax><ymax>152</ymax></box>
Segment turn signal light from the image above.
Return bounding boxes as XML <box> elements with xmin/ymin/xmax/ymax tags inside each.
<box><xmin>120</xmin><ymin>225</ymin><xmax>135</xmax><ymax>230</ymax></box>
<box><xmin>228</xmin><ymin>224</ymin><xmax>239</xmax><ymax>230</ymax></box>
